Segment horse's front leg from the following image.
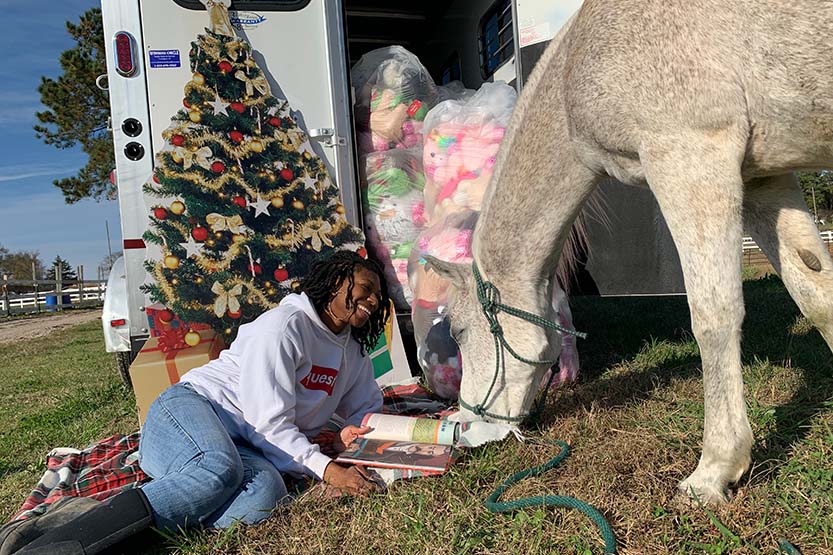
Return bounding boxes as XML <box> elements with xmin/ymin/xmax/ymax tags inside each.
<box><xmin>643</xmin><ymin>132</ymin><xmax>753</xmax><ymax>504</ymax></box>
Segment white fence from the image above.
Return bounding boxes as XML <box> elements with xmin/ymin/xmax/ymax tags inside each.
<box><xmin>0</xmin><ymin>280</ymin><xmax>107</xmax><ymax>316</ymax></box>
<box><xmin>743</xmin><ymin>230</ymin><xmax>833</xmax><ymax>252</ymax></box>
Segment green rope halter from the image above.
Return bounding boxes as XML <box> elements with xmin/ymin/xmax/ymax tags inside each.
<box><xmin>457</xmin><ymin>262</ymin><xmax>587</xmax><ymax>422</ymax></box>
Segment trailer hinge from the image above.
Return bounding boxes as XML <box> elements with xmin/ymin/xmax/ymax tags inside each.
<box><xmin>309</xmin><ymin>128</ymin><xmax>346</xmax><ymax>147</ymax></box>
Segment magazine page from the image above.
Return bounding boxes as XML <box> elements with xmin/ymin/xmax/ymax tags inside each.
<box><xmin>361</xmin><ymin>413</ymin><xmax>459</xmax><ymax>445</ymax></box>
<box><xmin>335</xmin><ymin>438</ymin><xmax>454</xmax><ymax>472</ymax></box>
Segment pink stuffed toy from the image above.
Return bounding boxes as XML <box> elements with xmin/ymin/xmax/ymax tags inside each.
<box><xmin>409</xmin><ymin>216</ymin><xmax>476</xmax><ymax>399</ymax></box>
<box><xmin>422</xmin><ymin>122</ymin><xmax>505</xmax><ymax>223</ymax></box>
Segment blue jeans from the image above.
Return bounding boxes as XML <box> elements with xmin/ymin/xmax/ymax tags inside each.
<box><xmin>138</xmin><ymin>382</ymin><xmax>290</xmax><ymax>531</ymax></box>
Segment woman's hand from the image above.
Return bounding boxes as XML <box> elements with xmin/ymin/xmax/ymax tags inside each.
<box><xmin>322</xmin><ymin>462</ymin><xmax>381</xmax><ymax>496</ymax></box>
<box><xmin>332</xmin><ymin>424</ymin><xmax>373</xmax><ymax>453</ymax></box>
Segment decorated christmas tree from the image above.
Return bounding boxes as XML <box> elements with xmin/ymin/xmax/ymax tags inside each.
<box><xmin>143</xmin><ymin>0</ymin><xmax>365</xmax><ymax>342</ymax></box>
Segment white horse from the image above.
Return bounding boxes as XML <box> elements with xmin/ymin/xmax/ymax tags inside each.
<box><xmin>426</xmin><ymin>0</ymin><xmax>833</xmax><ymax>504</ymax></box>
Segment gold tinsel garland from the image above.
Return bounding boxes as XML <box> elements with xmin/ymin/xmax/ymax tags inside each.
<box><xmin>194</xmin><ymin>242</ymin><xmax>244</xmax><ymax>273</ymax></box>
<box><xmin>154</xmin><ymin>257</ymin><xmax>279</xmax><ymax>321</ymax></box>
<box><xmin>152</xmin><ymin>164</ymin><xmax>301</xmax><ymax>200</ymax></box>
<box><xmin>183</xmin><ymin>80</ymin><xmax>276</xmax><ymax>112</ymax></box>
<box><xmin>171</xmin><ymin>220</ymin><xmax>192</xmax><ymax>242</ymax></box>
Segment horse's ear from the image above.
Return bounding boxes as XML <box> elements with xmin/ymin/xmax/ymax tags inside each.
<box><xmin>423</xmin><ymin>255</ymin><xmax>470</xmax><ymax>288</ymax></box>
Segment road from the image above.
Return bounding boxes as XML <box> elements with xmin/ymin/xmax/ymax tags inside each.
<box><xmin>0</xmin><ymin>309</ymin><xmax>102</xmax><ymax>344</ymax></box>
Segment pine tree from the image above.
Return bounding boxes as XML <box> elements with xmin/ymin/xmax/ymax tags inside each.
<box><xmin>143</xmin><ymin>2</ymin><xmax>364</xmax><ymax>341</ymax></box>
<box><xmin>46</xmin><ymin>256</ymin><xmax>77</xmax><ymax>282</ymax></box>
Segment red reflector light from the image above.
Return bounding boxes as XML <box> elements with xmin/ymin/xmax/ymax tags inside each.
<box><xmin>110</xmin><ymin>319</ymin><xmax>127</xmax><ymax>327</ymax></box>
<box><xmin>114</xmin><ymin>32</ymin><xmax>137</xmax><ymax>77</ymax></box>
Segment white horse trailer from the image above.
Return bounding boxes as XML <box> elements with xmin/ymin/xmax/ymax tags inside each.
<box><xmin>100</xmin><ymin>0</ymin><xmax>683</xmax><ymax>363</ymax></box>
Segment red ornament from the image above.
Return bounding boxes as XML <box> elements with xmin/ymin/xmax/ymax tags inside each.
<box><xmin>230</xmin><ymin>102</ymin><xmax>245</xmax><ymax>114</ymax></box>
<box><xmin>229</xmin><ymin>130</ymin><xmax>244</xmax><ymax>143</ymax></box>
<box><xmin>273</xmin><ymin>267</ymin><xmax>289</xmax><ymax>282</ymax></box>
<box><xmin>268</xmin><ymin>117</ymin><xmax>282</xmax><ymax>127</ymax></box>
<box><xmin>152</xmin><ymin>173</ymin><xmax>161</xmax><ymax>184</ymax></box>
<box><xmin>191</xmin><ymin>226</ymin><xmax>208</xmax><ymax>241</ymax></box>
<box><xmin>171</xmin><ymin>134</ymin><xmax>185</xmax><ymax>146</ymax></box>
<box><xmin>182</xmin><ymin>98</ymin><xmax>190</xmax><ymax>108</ymax></box>
<box><xmin>153</xmin><ymin>207</ymin><xmax>168</xmax><ymax>220</ymax></box>
<box><xmin>227</xmin><ymin>310</ymin><xmax>242</xmax><ymax>320</ymax></box>
<box><xmin>158</xmin><ymin>309</ymin><xmax>174</xmax><ymax>323</ymax></box>
<box><xmin>280</xmin><ymin>168</ymin><xmax>294</xmax><ymax>181</ymax></box>
<box><xmin>357</xmin><ymin>247</ymin><xmax>368</xmax><ymax>259</ymax></box>
<box><xmin>250</xmin><ymin>263</ymin><xmax>262</xmax><ymax>275</ymax></box>
<box><xmin>232</xmin><ymin>196</ymin><xmax>247</xmax><ymax>208</ymax></box>
<box><xmin>211</xmin><ymin>161</ymin><xmax>226</xmax><ymax>174</ymax></box>
<box><xmin>218</xmin><ymin>60</ymin><xmax>233</xmax><ymax>74</ymax></box>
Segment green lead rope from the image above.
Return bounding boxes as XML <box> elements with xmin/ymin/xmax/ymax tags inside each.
<box><xmin>483</xmin><ymin>440</ymin><xmax>617</xmax><ymax>554</ymax></box>
<box><xmin>467</xmin><ymin>262</ymin><xmax>615</xmax><ymax>553</ymax></box>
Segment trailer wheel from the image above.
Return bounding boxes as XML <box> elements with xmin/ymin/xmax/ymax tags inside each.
<box><xmin>115</xmin><ymin>351</ymin><xmax>133</xmax><ymax>389</ymax></box>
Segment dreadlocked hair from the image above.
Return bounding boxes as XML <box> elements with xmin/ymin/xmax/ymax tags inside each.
<box><xmin>300</xmin><ymin>250</ymin><xmax>391</xmax><ymax>355</ymax></box>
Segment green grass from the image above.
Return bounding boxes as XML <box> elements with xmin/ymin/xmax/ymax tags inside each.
<box><xmin>1</xmin><ymin>276</ymin><xmax>832</xmax><ymax>554</ymax></box>
<box><xmin>0</xmin><ymin>320</ymin><xmax>137</xmax><ymax>519</ymax></box>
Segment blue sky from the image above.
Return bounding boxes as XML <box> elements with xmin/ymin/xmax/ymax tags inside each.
<box><xmin>0</xmin><ymin>0</ymin><xmax>121</xmax><ymax>280</ymax></box>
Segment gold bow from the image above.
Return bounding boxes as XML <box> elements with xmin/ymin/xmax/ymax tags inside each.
<box><xmin>235</xmin><ymin>70</ymin><xmax>270</xmax><ymax>97</ymax></box>
<box><xmin>211</xmin><ymin>281</ymin><xmax>243</xmax><ymax>317</ymax></box>
<box><xmin>286</xmin><ymin>129</ymin><xmax>305</xmax><ymax>149</ymax></box>
<box><xmin>275</xmin><ymin>129</ymin><xmax>304</xmax><ymax>150</ymax></box>
<box><xmin>302</xmin><ymin>220</ymin><xmax>334</xmax><ymax>252</ymax></box>
<box><xmin>174</xmin><ymin>146</ymin><xmax>213</xmax><ymax>170</ymax></box>
<box><xmin>206</xmin><ymin>213</ymin><xmax>243</xmax><ymax>233</ymax></box>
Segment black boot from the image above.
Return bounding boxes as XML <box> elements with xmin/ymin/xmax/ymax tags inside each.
<box><xmin>14</xmin><ymin>489</ymin><xmax>153</xmax><ymax>555</ymax></box>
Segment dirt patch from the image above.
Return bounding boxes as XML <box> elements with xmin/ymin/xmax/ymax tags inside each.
<box><xmin>0</xmin><ymin>310</ymin><xmax>102</xmax><ymax>344</ymax></box>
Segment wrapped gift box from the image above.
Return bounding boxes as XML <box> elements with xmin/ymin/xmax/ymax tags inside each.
<box><xmin>145</xmin><ymin>303</ymin><xmax>211</xmax><ymax>338</ymax></box>
<box><xmin>370</xmin><ymin>303</ymin><xmax>412</xmax><ymax>387</ymax></box>
<box><xmin>129</xmin><ymin>330</ymin><xmax>226</xmax><ymax>425</ymax></box>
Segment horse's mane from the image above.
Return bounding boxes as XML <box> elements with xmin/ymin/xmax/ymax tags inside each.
<box><xmin>554</xmin><ymin>188</ymin><xmax>610</xmax><ymax>294</ymax></box>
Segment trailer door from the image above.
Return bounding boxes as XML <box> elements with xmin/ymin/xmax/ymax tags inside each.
<box><xmin>140</xmin><ymin>0</ymin><xmax>357</xmax><ymax>221</ymax></box>
<box><xmin>103</xmin><ymin>0</ymin><xmax>354</xmax><ymax>345</ymax></box>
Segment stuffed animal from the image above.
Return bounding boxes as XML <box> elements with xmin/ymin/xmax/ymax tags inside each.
<box><xmin>351</xmin><ymin>46</ymin><xmax>437</xmax><ymax>154</ymax></box>
<box><xmin>361</xmin><ymin>149</ymin><xmax>426</xmax><ymax>310</ymax></box>
<box><xmin>408</xmin><ymin>213</ymin><xmax>477</xmax><ymax>399</ymax></box>
<box><xmin>422</xmin><ymin>122</ymin><xmax>506</xmax><ymax>224</ymax></box>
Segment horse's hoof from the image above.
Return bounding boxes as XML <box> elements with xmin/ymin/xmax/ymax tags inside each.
<box><xmin>676</xmin><ymin>477</ymin><xmax>732</xmax><ymax>506</ymax></box>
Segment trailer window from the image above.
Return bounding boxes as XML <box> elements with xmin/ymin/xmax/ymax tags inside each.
<box><xmin>172</xmin><ymin>0</ymin><xmax>311</xmax><ymax>11</ymax></box>
<box><xmin>478</xmin><ymin>0</ymin><xmax>513</xmax><ymax>78</ymax></box>
<box><xmin>440</xmin><ymin>52</ymin><xmax>462</xmax><ymax>85</ymax></box>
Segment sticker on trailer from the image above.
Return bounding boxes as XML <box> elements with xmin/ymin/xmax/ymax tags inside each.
<box><xmin>148</xmin><ymin>50</ymin><xmax>181</xmax><ymax>69</ymax></box>
<box><xmin>229</xmin><ymin>11</ymin><xmax>266</xmax><ymax>29</ymax></box>
<box><xmin>519</xmin><ymin>22</ymin><xmax>552</xmax><ymax>47</ymax></box>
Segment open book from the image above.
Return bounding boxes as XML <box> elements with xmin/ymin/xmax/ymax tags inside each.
<box><xmin>334</xmin><ymin>413</ymin><xmax>460</xmax><ymax>473</ymax></box>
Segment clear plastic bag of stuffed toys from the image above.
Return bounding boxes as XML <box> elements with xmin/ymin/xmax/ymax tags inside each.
<box><xmin>410</xmin><ymin>82</ymin><xmax>518</xmax><ymax>399</ymax></box>
<box><xmin>362</xmin><ymin>148</ymin><xmax>426</xmax><ymax>310</ymax></box>
<box><xmin>422</xmin><ymin>82</ymin><xmax>517</xmax><ymax>224</ymax></box>
<box><xmin>352</xmin><ymin>46</ymin><xmax>438</xmax><ymax>153</ymax></box>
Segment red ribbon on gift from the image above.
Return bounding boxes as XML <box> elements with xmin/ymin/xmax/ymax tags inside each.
<box><xmin>143</xmin><ymin>332</ymin><xmax>214</xmax><ymax>385</ymax></box>
<box><xmin>157</xmin><ymin>328</ymin><xmax>187</xmax><ymax>353</ymax></box>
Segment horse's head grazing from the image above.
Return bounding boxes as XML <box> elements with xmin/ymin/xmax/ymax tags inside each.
<box><xmin>423</xmin><ymin>256</ymin><xmax>563</xmax><ymax>423</ymax></box>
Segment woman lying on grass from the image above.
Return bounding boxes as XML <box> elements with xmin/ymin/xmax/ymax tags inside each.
<box><xmin>16</xmin><ymin>250</ymin><xmax>391</xmax><ymax>554</ymax></box>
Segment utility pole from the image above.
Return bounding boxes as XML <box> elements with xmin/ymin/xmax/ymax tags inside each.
<box><xmin>105</xmin><ymin>219</ymin><xmax>113</xmax><ymax>261</ymax></box>
<box><xmin>812</xmin><ymin>186</ymin><xmax>819</xmax><ymax>224</ymax></box>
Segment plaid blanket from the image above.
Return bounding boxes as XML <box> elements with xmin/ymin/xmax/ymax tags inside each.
<box><xmin>10</xmin><ymin>382</ymin><xmax>452</xmax><ymax>523</ymax></box>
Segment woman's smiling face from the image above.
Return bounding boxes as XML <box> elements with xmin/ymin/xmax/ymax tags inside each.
<box><xmin>327</xmin><ymin>265</ymin><xmax>382</xmax><ymax>331</ymax></box>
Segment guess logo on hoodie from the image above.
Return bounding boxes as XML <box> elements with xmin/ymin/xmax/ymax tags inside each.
<box><xmin>300</xmin><ymin>365</ymin><xmax>339</xmax><ymax>395</ymax></box>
